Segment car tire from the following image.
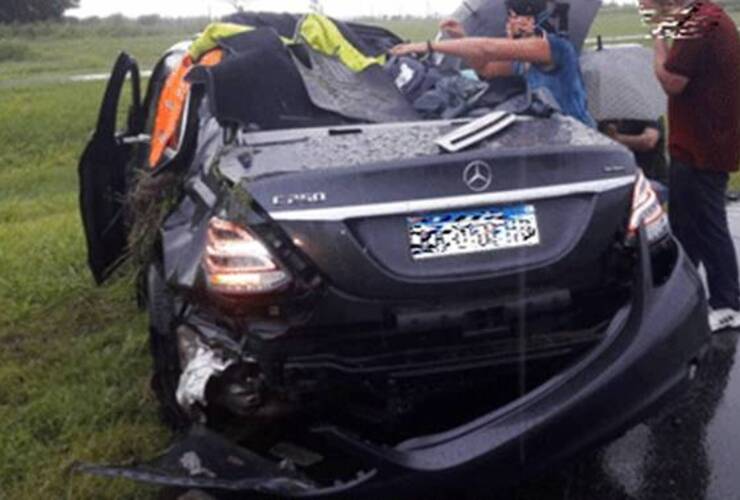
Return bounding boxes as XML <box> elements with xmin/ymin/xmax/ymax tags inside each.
<box><xmin>147</xmin><ymin>261</ymin><xmax>190</xmax><ymax>430</ymax></box>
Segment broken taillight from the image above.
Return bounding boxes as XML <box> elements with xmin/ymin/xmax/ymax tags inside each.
<box><xmin>203</xmin><ymin>218</ymin><xmax>291</xmax><ymax>295</ymax></box>
<box><xmin>627</xmin><ymin>170</ymin><xmax>670</xmax><ymax>246</ymax></box>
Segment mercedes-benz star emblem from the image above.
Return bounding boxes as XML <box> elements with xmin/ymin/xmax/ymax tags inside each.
<box><xmin>463</xmin><ymin>161</ymin><xmax>493</xmax><ymax>192</ymax></box>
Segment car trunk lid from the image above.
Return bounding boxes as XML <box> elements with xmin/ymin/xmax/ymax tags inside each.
<box><xmin>225</xmin><ymin>118</ymin><xmax>636</xmax><ymax>300</ymax></box>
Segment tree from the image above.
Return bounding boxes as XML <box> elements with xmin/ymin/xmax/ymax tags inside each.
<box><xmin>0</xmin><ymin>0</ymin><xmax>80</xmax><ymax>24</ymax></box>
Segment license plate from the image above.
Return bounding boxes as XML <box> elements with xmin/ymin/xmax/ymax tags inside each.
<box><xmin>408</xmin><ymin>205</ymin><xmax>540</xmax><ymax>260</ymax></box>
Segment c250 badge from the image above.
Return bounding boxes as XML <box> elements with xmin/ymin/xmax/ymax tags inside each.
<box><xmin>272</xmin><ymin>192</ymin><xmax>327</xmax><ymax>207</ymax></box>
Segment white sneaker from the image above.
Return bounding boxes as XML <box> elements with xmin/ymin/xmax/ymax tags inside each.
<box><xmin>708</xmin><ymin>308</ymin><xmax>740</xmax><ymax>333</ymax></box>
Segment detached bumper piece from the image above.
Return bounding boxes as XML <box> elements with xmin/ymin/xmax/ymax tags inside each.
<box><xmin>75</xmin><ymin>426</ymin><xmax>376</xmax><ymax>497</ymax></box>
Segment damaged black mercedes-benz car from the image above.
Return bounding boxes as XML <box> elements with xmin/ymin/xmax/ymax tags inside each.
<box><xmin>77</xmin><ymin>1</ymin><xmax>710</xmax><ymax>497</ymax></box>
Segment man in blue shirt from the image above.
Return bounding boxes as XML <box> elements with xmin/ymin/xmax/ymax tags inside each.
<box><xmin>390</xmin><ymin>0</ymin><xmax>595</xmax><ymax>127</ymax></box>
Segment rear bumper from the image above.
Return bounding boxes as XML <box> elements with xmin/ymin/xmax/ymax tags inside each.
<box><xmin>341</xmin><ymin>238</ymin><xmax>709</xmax><ymax>496</ymax></box>
<box><xmin>79</xmin><ymin>235</ymin><xmax>709</xmax><ymax>497</ymax></box>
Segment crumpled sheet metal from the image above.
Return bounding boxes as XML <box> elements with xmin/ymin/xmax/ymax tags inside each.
<box><xmin>74</xmin><ymin>426</ymin><xmax>377</xmax><ymax>497</ymax></box>
<box><xmin>292</xmin><ymin>46</ymin><xmax>419</xmax><ymax>124</ymax></box>
<box><xmin>160</xmin><ymin>118</ymin><xmax>223</xmax><ymax>291</ymax></box>
<box><xmin>239</xmin><ymin>114</ymin><xmax>614</xmax><ymax>180</ymax></box>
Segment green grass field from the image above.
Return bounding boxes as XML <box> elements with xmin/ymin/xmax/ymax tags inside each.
<box><xmin>0</xmin><ymin>17</ymin><xmax>206</xmax><ymax>82</ymax></box>
<box><xmin>0</xmin><ymin>34</ymin><xmax>189</xmax><ymax>82</ymax></box>
<box><xmin>0</xmin><ymin>8</ymin><xmax>737</xmax><ymax>499</ymax></box>
<box><xmin>0</xmin><ymin>81</ymin><xmax>167</xmax><ymax>499</ymax></box>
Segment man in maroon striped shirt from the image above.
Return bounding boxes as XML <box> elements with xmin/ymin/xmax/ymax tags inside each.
<box><xmin>642</xmin><ymin>0</ymin><xmax>740</xmax><ymax>331</ymax></box>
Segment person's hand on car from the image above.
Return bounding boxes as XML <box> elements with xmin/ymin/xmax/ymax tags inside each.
<box><xmin>439</xmin><ymin>19</ymin><xmax>466</xmax><ymax>38</ymax></box>
<box><xmin>390</xmin><ymin>42</ymin><xmax>429</xmax><ymax>57</ymax></box>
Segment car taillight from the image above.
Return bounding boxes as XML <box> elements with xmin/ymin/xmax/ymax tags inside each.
<box><xmin>204</xmin><ymin>217</ymin><xmax>291</xmax><ymax>294</ymax></box>
<box><xmin>627</xmin><ymin>170</ymin><xmax>670</xmax><ymax>246</ymax></box>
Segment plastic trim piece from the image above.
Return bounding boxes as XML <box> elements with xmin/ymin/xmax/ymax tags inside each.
<box><xmin>269</xmin><ymin>175</ymin><xmax>636</xmax><ymax>222</ymax></box>
<box><xmin>435</xmin><ymin>111</ymin><xmax>517</xmax><ymax>153</ymax></box>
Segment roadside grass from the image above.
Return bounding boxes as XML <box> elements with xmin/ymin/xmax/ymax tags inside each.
<box><xmin>0</xmin><ymin>16</ymin><xmax>205</xmax><ymax>82</ymax></box>
<box><xmin>1</xmin><ymin>9</ymin><xmax>739</xmax><ymax>499</ymax></box>
<box><xmin>373</xmin><ymin>17</ymin><xmax>442</xmax><ymax>41</ymax></box>
<box><xmin>0</xmin><ymin>33</ymin><xmax>194</xmax><ymax>82</ymax></box>
<box><xmin>0</xmin><ymin>81</ymin><xmax>165</xmax><ymax>499</ymax></box>
<box><xmin>589</xmin><ymin>8</ymin><xmax>644</xmax><ymax>38</ymax></box>
<box><xmin>2</xmin><ymin>10</ymin><xmax>738</xmax><ymax>83</ymax></box>
<box><xmin>0</xmin><ymin>17</ymin><xmax>438</xmax><ymax>83</ymax></box>
<box><xmin>0</xmin><ymin>41</ymin><xmax>34</xmax><ymax>63</ymax></box>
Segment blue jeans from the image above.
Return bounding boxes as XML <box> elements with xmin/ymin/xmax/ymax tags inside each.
<box><xmin>669</xmin><ymin>160</ymin><xmax>740</xmax><ymax>310</ymax></box>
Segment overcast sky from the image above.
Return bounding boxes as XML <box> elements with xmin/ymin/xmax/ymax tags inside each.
<box><xmin>68</xmin><ymin>0</ymin><xmax>470</xmax><ymax>19</ymax></box>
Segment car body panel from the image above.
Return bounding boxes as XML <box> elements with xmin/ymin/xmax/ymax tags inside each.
<box><xmin>75</xmin><ymin>7</ymin><xmax>711</xmax><ymax>498</ymax></box>
<box><xmin>79</xmin><ymin>52</ymin><xmax>143</xmax><ymax>283</ymax></box>
<box><xmin>162</xmin><ymin>117</ymin><xmax>636</xmax><ymax>300</ymax></box>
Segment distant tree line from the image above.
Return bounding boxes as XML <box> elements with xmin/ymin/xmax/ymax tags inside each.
<box><xmin>0</xmin><ymin>0</ymin><xmax>79</xmax><ymax>23</ymax></box>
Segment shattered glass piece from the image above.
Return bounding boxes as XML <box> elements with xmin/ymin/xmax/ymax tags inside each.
<box><xmin>484</xmin><ymin>116</ymin><xmax>612</xmax><ymax>151</ymax></box>
<box><xmin>237</xmin><ymin>115</ymin><xmax>615</xmax><ymax>179</ymax></box>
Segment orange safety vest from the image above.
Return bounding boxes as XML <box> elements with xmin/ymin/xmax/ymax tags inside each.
<box><xmin>149</xmin><ymin>49</ymin><xmax>223</xmax><ymax>168</ymax></box>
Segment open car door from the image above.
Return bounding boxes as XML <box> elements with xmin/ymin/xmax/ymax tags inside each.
<box><xmin>79</xmin><ymin>52</ymin><xmax>144</xmax><ymax>284</ymax></box>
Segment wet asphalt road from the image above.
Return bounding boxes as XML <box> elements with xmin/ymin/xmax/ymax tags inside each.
<box><xmin>508</xmin><ymin>206</ymin><xmax>740</xmax><ymax>500</ymax></box>
<box><xmin>511</xmin><ymin>332</ymin><xmax>740</xmax><ymax>500</ymax></box>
